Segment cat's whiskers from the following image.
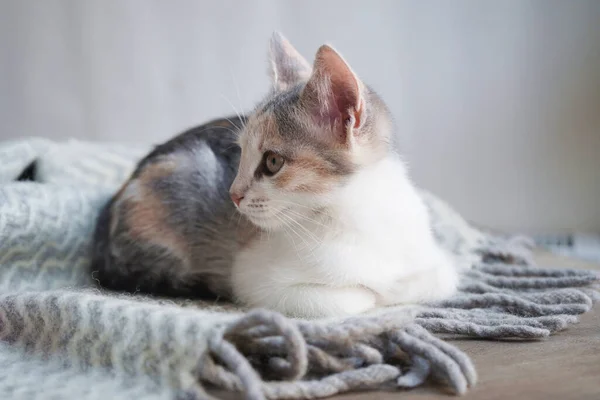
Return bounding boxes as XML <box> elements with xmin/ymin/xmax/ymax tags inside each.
<box><xmin>236</xmin><ymin>211</ymin><xmax>243</xmax><ymax>229</ymax></box>
<box><xmin>229</xmin><ymin>68</ymin><xmax>248</xmax><ymax>130</ymax></box>
<box><xmin>277</xmin><ymin>211</ymin><xmax>322</xmax><ymax>250</ymax></box>
<box><xmin>270</xmin><ymin>212</ymin><xmax>309</xmax><ymax>254</ymax></box>
<box><xmin>216</xmin><ymin>126</ymin><xmax>242</xmax><ymax>137</ymax></box>
<box><xmin>280</xmin><ymin>215</ymin><xmax>324</xmax><ymax>263</ymax></box>
<box><xmin>276</xmin><ymin>214</ymin><xmax>310</xmax><ymax>250</ymax></box>
<box><xmin>219</xmin><ymin>92</ymin><xmax>246</xmax><ymax>135</ymax></box>
<box><xmin>227</xmin><ymin>211</ymin><xmax>237</xmax><ymax>227</ymax></box>
<box><xmin>223</xmin><ymin>144</ymin><xmax>240</xmax><ymax>152</ymax></box>
<box><xmin>279</xmin><ymin>207</ymin><xmax>329</xmax><ymax>230</ymax></box>
<box><xmin>272</xmin><ymin>213</ymin><xmax>304</xmax><ymax>253</ymax></box>
<box><xmin>258</xmin><ymin>227</ymin><xmax>267</xmax><ymax>245</ymax></box>
<box><xmin>223</xmin><ymin>117</ymin><xmax>244</xmax><ymax>138</ymax></box>
<box><xmin>226</xmin><ymin>207</ymin><xmax>243</xmax><ymax>230</ymax></box>
<box><xmin>277</xmin><ymin>213</ymin><xmax>324</xmax><ymax>262</ymax></box>
<box><xmin>270</xmin><ymin>200</ymin><xmax>331</xmax><ymax>228</ymax></box>
<box><xmin>188</xmin><ymin>124</ymin><xmax>240</xmax><ymax>137</ymax></box>
<box><xmin>270</xmin><ymin>199</ymin><xmax>316</xmax><ymax>211</ymax></box>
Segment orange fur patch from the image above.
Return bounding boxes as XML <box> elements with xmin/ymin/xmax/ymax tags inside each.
<box><xmin>117</xmin><ymin>159</ymin><xmax>190</xmax><ymax>264</ymax></box>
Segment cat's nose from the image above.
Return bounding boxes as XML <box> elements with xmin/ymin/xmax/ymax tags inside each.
<box><xmin>230</xmin><ymin>193</ymin><xmax>244</xmax><ymax>207</ymax></box>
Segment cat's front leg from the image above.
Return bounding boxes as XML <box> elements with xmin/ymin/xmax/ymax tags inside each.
<box><xmin>379</xmin><ymin>257</ymin><xmax>459</xmax><ymax>306</ymax></box>
<box><xmin>280</xmin><ymin>285</ymin><xmax>377</xmax><ymax>318</ymax></box>
<box><xmin>241</xmin><ymin>284</ymin><xmax>377</xmax><ymax>319</ymax></box>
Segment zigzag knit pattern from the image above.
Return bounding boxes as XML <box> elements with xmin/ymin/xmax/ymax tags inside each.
<box><xmin>0</xmin><ymin>138</ymin><xmax>598</xmax><ymax>400</ymax></box>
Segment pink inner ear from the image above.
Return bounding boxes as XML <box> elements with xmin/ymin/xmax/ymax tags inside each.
<box><xmin>319</xmin><ymin>85</ymin><xmax>361</xmax><ymax>133</ymax></box>
<box><xmin>303</xmin><ymin>45</ymin><xmax>363</xmax><ymax>141</ymax></box>
<box><xmin>332</xmin><ymin>85</ymin><xmax>363</xmax><ymax>128</ymax></box>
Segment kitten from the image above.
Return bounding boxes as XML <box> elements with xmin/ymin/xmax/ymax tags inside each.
<box><xmin>92</xmin><ymin>33</ymin><xmax>459</xmax><ymax>318</ymax></box>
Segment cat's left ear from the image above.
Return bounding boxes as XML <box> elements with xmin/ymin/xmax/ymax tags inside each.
<box><xmin>269</xmin><ymin>32</ymin><xmax>312</xmax><ymax>91</ymax></box>
<box><xmin>301</xmin><ymin>45</ymin><xmax>365</xmax><ymax>146</ymax></box>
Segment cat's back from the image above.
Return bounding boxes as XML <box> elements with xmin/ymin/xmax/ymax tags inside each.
<box><xmin>92</xmin><ymin>116</ymin><xmax>254</xmax><ymax>299</ymax></box>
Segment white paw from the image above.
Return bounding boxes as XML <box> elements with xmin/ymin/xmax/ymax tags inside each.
<box><xmin>380</xmin><ymin>261</ymin><xmax>459</xmax><ymax>306</ymax></box>
<box><xmin>334</xmin><ymin>287</ymin><xmax>377</xmax><ymax>315</ymax></box>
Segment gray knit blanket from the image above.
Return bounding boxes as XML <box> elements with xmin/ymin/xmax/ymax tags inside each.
<box><xmin>1</xmin><ymin>138</ymin><xmax>598</xmax><ymax>400</ymax></box>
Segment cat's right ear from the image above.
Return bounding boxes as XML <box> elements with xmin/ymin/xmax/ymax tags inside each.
<box><xmin>269</xmin><ymin>32</ymin><xmax>312</xmax><ymax>91</ymax></box>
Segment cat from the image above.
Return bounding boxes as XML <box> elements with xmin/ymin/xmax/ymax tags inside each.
<box><xmin>91</xmin><ymin>33</ymin><xmax>459</xmax><ymax>318</ymax></box>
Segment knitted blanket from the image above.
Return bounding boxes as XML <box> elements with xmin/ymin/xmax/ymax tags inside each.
<box><xmin>0</xmin><ymin>138</ymin><xmax>598</xmax><ymax>400</ymax></box>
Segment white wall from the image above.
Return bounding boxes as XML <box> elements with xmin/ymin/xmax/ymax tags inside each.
<box><xmin>1</xmin><ymin>0</ymin><xmax>599</xmax><ymax>234</ymax></box>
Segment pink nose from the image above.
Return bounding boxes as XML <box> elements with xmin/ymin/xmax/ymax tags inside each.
<box><xmin>230</xmin><ymin>193</ymin><xmax>244</xmax><ymax>207</ymax></box>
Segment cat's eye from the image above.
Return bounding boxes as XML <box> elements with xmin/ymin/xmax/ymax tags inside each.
<box><xmin>264</xmin><ymin>151</ymin><xmax>284</xmax><ymax>175</ymax></box>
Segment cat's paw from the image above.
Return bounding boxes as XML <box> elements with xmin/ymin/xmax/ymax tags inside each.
<box><xmin>334</xmin><ymin>287</ymin><xmax>377</xmax><ymax>315</ymax></box>
<box><xmin>380</xmin><ymin>259</ymin><xmax>459</xmax><ymax>306</ymax></box>
<box><xmin>271</xmin><ymin>285</ymin><xmax>377</xmax><ymax>318</ymax></box>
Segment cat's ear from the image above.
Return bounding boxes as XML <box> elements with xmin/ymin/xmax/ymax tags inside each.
<box><xmin>301</xmin><ymin>45</ymin><xmax>365</xmax><ymax>145</ymax></box>
<box><xmin>269</xmin><ymin>32</ymin><xmax>312</xmax><ymax>91</ymax></box>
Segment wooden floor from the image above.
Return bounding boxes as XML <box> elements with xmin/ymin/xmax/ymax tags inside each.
<box><xmin>215</xmin><ymin>251</ymin><xmax>600</xmax><ymax>400</ymax></box>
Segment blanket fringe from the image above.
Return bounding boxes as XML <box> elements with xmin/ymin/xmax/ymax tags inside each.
<box><xmin>195</xmin><ymin>236</ymin><xmax>599</xmax><ymax>399</ymax></box>
<box><xmin>198</xmin><ymin>309</ymin><xmax>475</xmax><ymax>399</ymax></box>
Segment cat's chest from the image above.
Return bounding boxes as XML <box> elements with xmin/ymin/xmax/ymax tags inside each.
<box><xmin>235</xmin><ymin>228</ymin><xmax>407</xmax><ymax>287</ymax></box>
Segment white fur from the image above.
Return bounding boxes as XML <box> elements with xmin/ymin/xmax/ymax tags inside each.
<box><xmin>232</xmin><ymin>155</ymin><xmax>459</xmax><ymax>318</ymax></box>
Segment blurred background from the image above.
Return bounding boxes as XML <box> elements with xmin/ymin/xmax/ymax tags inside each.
<box><xmin>1</xmin><ymin>0</ymin><xmax>599</xmax><ymax>239</ymax></box>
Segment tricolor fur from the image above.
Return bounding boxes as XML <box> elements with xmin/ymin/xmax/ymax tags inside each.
<box><xmin>92</xmin><ymin>33</ymin><xmax>458</xmax><ymax>318</ymax></box>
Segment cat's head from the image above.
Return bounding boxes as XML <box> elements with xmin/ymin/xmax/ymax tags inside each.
<box><xmin>230</xmin><ymin>33</ymin><xmax>393</xmax><ymax>230</ymax></box>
